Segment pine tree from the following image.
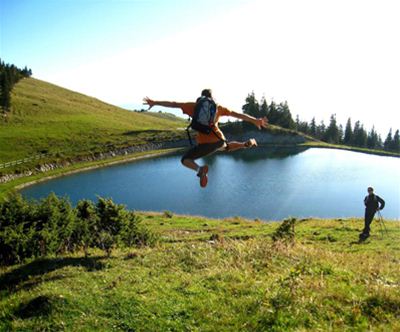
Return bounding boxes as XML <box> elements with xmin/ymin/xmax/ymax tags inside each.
<box><xmin>268</xmin><ymin>101</ymin><xmax>279</xmax><ymax>125</ymax></box>
<box><xmin>338</xmin><ymin>124</ymin><xmax>344</xmax><ymax>143</ymax></box>
<box><xmin>276</xmin><ymin>101</ymin><xmax>295</xmax><ymax>129</ymax></box>
<box><xmin>384</xmin><ymin>129</ymin><xmax>393</xmax><ymax>151</ymax></box>
<box><xmin>392</xmin><ymin>130</ymin><xmax>400</xmax><ymax>152</ymax></box>
<box><xmin>295</xmin><ymin>115</ymin><xmax>300</xmax><ymax>130</ymax></box>
<box><xmin>242</xmin><ymin>92</ymin><xmax>260</xmax><ymax>118</ymax></box>
<box><xmin>367</xmin><ymin>126</ymin><xmax>379</xmax><ymax>149</ymax></box>
<box><xmin>242</xmin><ymin>91</ymin><xmax>260</xmax><ymax>130</ymax></box>
<box><xmin>0</xmin><ymin>71</ymin><xmax>11</xmax><ymax>111</ymax></box>
<box><xmin>260</xmin><ymin>97</ymin><xmax>268</xmax><ymax>118</ymax></box>
<box><xmin>344</xmin><ymin>118</ymin><xmax>352</xmax><ymax>145</ymax></box>
<box><xmin>310</xmin><ymin>117</ymin><xmax>317</xmax><ymax>137</ymax></box>
<box><xmin>324</xmin><ymin>114</ymin><xmax>340</xmax><ymax>143</ymax></box>
<box><xmin>316</xmin><ymin>121</ymin><xmax>326</xmax><ymax>140</ymax></box>
<box><xmin>352</xmin><ymin>122</ymin><xmax>367</xmax><ymax>147</ymax></box>
<box><xmin>0</xmin><ymin>59</ymin><xmax>33</xmax><ymax>112</ymax></box>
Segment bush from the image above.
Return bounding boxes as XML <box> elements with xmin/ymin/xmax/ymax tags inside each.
<box><xmin>74</xmin><ymin>199</ymin><xmax>98</xmax><ymax>256</ymax></box>
<box><xmin>0</xmin><ymin>193</ymin><xmax>158</xmax><ymax>265</ymax></box>
<box><xmin>272</xmin><ymin>217</ymin><xmax>296</xmax><ymax>244</ymax></box>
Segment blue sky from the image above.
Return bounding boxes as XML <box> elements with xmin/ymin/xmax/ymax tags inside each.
<box><xmin>2</xmin><ymin>0</ymin><xmax>236</xmax><ymax>73</ymax></box>
<box><xmin>1</xmin><ymin>0</ymin><xmax>399</xmax><ymax>135</ymax></box>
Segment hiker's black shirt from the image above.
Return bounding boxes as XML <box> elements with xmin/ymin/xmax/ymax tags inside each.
<box><xmin>364</xmin><ymin>194</ymin><xmax>385</xmax><ymax>212</ymax></box>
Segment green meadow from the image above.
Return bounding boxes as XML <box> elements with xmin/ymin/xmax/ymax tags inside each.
<box><xmin>0</xmin><ymin>78</ymin><xmax>185</xmax><ymax>166</ymax></box>
<box><xmin>1</xmin><ymin>215</ymin><xmax>399</xmax><ymax>331</ymax></box>
<box><xmin>1</xmin><ymin>77</ymin><xmax>399</xmax><ymax>332</ymax></box>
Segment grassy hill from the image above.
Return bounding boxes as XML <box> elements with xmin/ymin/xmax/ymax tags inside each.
<box><xmin>1</xmin><ymin>215</ymin><xmax>399</xmax><ymax>331</ymax></box>
<box><xmin>0</xmin><ymin>78</ymin><xmax>186</xmax><ymax>166</ymax></box>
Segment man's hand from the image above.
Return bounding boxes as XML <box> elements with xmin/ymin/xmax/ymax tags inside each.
<box><xmin>143</xmin><ymin>97</ymin><xmax>156</xmax><ymax>110</ymax></box>
<box><xmin>255</xmin><ymin>116</ymin><xmax>268</xmax><ymax>130</ymax></box>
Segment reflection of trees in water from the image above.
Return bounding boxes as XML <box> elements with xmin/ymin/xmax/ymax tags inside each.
<box><xmin>205</xmin><ymin>146</ymin><xmax>309</xmax><ymax>164</ymax></box>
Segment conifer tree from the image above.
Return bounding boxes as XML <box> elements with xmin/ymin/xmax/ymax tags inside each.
<box><xmin>275</xmin><ymin>101</ymin><xmax>295</xmax><ymax>129</ymax></box>
<box><xmin>384</xmin><ymin>128</ymin><xmax>393</xmax><ymax>151</ymax></box>
<box><xmin>324</xmin><ymin>114</ymin><xmax>340</xmax><ymax>143</ymax></box>
<box><xmin>260</xmin><ymin>97</ymin><xmax>268</xmax><ymax>118</ymax></box>
<box><xmin>310</xmin><ymin>117</ymin><xmax>317</xmax><ymax>137</ymax></box>
<box><xmin>367</xmin><ymin>126</ymin><xmax>379</xmax><ymax>149</ymax></box>
<box><xmin>392</xmin><ymin>129</ymin><xmax>400</xmax><ymax>152</ymax></box>
<box><xmin>242</xmin><ymin>91</ymin><xmax>260</xmax><ymax>118</ymax></box>
<box><xmin>267</xmin><ymin>101</ymin><xmax>279</xmax><ymax>125</ymax></box>
<box><xmin>344</xmin><ymin>118</ymin><xmax>352</xmax><ymax>145</ymax></box>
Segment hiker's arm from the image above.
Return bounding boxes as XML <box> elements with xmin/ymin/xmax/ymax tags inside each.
<box><xmin>229</xmin><ymin>111</ymin><xmax>268</xmax><ymax>130</ymax></box>
<box><xmin>143</xmin><ymin>98</ymin><xmax>194</xmax><ymax>116</ymax></box>
<box><xmin>143</xmin><ymin>97</ymin><xmax>183</xmax><ymax>110</ymax></box>
<box><xmin>377</xmin><ymin>196</ymin><xmax>385</xmax><ymax>210</ymax></box>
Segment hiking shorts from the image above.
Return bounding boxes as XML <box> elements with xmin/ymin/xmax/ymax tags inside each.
<box><xmin>181</xmin><ymin>140</ymin><xmax>226</xmax><ymax>162</ymax></box>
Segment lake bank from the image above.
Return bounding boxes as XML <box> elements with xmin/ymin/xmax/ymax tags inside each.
<box><xmin>2</xmin><ymin>138</ymin><xmax>398</xmax><ymax>201</ymax></box>
<box><xmin>1</xmin><ymin>215</ymin><xmax>399</xmax><ymax>331</ymax></box>
<box><xmin>0</xmin><ymin>147</ymin><xmax>186</xmax><ymax>200</ymax></box>
<box><xmin>18</xmin><ymin>147</ymin><xmax>400</xmax><ymax>220</ymax></box>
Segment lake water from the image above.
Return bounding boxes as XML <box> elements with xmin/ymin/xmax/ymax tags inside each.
<box><xmin>20</xmin><ymin>147</ymin><xmax>400</xmax><ymax>220</ymax></box>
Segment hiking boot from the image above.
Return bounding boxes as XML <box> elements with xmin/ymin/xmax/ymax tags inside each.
<box><xmin>359</xmin><ymin>233</ymin><xmax>370</xmax><ymax>242</ymax></box>
<box><xmin>245</xmin><ymin>138</ymin><xmax>257</xmax><ymax>148</ymax></box>
<box><xmin>197</xmin><ymin>165</ymin><xmax>209</xmax><ymax>188</ymax></box>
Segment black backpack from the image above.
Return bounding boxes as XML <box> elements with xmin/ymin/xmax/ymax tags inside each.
<box><xmin>186</xmin><ymin>97</ymin><xmax>219</xmax><ymax>145</ymax></box>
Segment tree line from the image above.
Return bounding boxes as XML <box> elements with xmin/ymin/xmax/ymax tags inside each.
<box><xmin>242</xmin><ymin>92</ymin><xmax>400</xmax><ymax>153</ymax></box>
<box><xmin>0</xmin><ymin>59</ymin><xmax>32</xmax><ymax>113</ymax></box>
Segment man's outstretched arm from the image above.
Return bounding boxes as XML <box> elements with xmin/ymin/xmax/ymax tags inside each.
<box><xmin>143</xmin><ymin>97</ymin><xmax>183</xmax><ymax>110</ymax></box>
<box><xmin>229</xmin><ymin>111</ymin><xmax>268</xmax><ymax>130</ymax></box>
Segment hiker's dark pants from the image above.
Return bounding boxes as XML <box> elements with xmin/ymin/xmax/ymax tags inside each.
<box><xmin>181</xmin><ymin>141</ymin><xmax>225</xmax><ymax>163</ymax></box>
<box><xmin>361</xmin><ymin>210</ymin><xmax>376</xmax><ymax>236</ymax></box>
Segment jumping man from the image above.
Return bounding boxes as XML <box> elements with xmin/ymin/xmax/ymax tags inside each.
<box><xmin>143</xmin><ymin>89</ymin><xmax>268</xmax><ymax>187</ymax></box>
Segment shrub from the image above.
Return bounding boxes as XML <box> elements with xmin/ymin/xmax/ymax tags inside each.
<box><xmin>0</xmin><ymin>193</ymin><xmax>158</xmax><ymax>265</ymax></box>
<box><xmin>272</xmin><ymin>217</ymin><xmax>296</xmax><ymax>244</ymax></box>
<box><xmin>163</xmin><ymin>210</ymin><xmax>174</xmax><ymax>218</ymax></box>
<box><xmin>74</xmin><ymin>199</ymin><xmax>98</xmax><ymax>256</ymax></box>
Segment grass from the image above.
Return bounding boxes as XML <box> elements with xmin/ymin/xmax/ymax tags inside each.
<box><xmin>302</xmin><ymin>141</ymin><xmax>400</xmax><ymax>158</ymax></box>
<box><xmin>0</xmin><ymin>78</ymin><xmax>186</xmax><ymax>167</ymax></box>
<box><xmin>1</xmin><ymin>216</ymin><xmax>399</xmax><ymax>331</ymax></box>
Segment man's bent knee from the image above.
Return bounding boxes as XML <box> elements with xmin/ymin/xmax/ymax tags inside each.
<box><xmin>181</xmin><ymin>156</ymin><xmax>189</xmax><ymax>165</ymax></box>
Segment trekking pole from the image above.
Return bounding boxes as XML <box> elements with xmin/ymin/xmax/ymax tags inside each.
<box><xmin>377</xmin><ymin>210</ymin><xmax>388</xmax><ymax>237</ymax></box>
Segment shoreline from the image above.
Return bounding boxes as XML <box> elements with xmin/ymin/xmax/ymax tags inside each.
<box><xmin>0</xmin><ymin>148</ymin><xmax>184</xmax><ymax>198</ymax></box>
<box><xmin>1</xmin><ymin>142</ymin><xmax>399</xmax><ymax>200</ymax></box>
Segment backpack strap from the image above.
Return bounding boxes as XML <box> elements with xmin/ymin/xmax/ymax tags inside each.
<box><xmin>186</xmin><ymin>124</ymin><xmax>194</xmax><ymax>146</ymax></box>
<box><xmin>186</xmin><ymin>116</ymin><xmax>194</xmax><ymax>146</ymax></box>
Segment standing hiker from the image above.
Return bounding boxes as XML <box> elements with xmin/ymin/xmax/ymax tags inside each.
<box><xmin>143</xmin><ymin>89</ymin><xmax>268</xmax><ymax>188</ymax></box>
<box><xmin>359</xmin><ymin>187</ymin><xmax>385</xmax><ymax>241</ymax></box>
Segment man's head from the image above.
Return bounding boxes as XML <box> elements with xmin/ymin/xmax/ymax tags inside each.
<box><xmin>367</xmin><ymin>187</ymin><xmax>374</xmax><ymax>195</ymax></box>
<box><xmin>201</xmin><ymin>89</ymin><xmax>213</xmax><ymax>99</ymax></box>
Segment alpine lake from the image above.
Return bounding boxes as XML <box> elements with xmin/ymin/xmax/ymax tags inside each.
<box><xmin>20</xmin><ymin>147</ymin><xmax>400</xmax><ymax>221</ymax></box>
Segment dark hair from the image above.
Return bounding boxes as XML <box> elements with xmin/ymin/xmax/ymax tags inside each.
<box><xmin>201</xmin><ymin>89</ymin><xmax>212</xmax><ymax>98</ymax></box>
<box><xmin>368</xmin><ymin>187</ymin><xmax>374</xmax><ymax>192</ymax></box>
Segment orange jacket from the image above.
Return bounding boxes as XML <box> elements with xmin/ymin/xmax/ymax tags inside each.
<box><xmin>180</xmin><ymin>102</ymin><xmax>232</xmax><ymax>144</ymax></box>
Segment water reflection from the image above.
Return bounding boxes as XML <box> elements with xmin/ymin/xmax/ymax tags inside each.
<box><xmin>222</xmin><ymin>146</ymin><xmax>309</xmax><ymax>162</ymax></box>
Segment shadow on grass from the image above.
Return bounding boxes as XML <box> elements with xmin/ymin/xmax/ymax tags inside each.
<box><xmin>14</xmin><ymin>295</ymin><xmax>59</xmax><ymax>319</ymax></box>
<box><xmin>0</xmin><ymin>256</ymin><xmax>106</xmax><ymax>294</ymax></box>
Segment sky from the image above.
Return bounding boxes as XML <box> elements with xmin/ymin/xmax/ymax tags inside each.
<box><xmin>1</xmin><ymin>0</ymin><xmax>399</xmax><ymax>136</ymax></box>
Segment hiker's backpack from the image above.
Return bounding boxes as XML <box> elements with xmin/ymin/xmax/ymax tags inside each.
<box><xmin>190</xmin><ymin>96</ymin><xmax>217</xmax><ymax>134</ymax></box>
<box><xmin>186</xmin><ymin>97</ymin><xmax>219</xmax><ymax>145</ymax></box>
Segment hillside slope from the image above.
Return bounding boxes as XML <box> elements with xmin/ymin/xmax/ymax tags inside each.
<box><xmin>0</xmin><ymin>78</ymin><xmax>186</xmax><ymax>163</ymax></box>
